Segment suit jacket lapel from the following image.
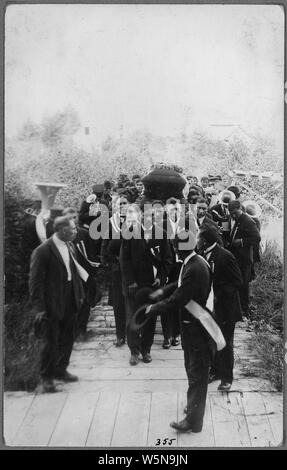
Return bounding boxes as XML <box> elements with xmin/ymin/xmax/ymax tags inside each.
<box><xmin>49</xmin><ymin>238</ymin><xmax>66</xmax><ymax>268</ymax></box>
<box><xmin>208</xmin><ymin>244</ymin><xmax>219</xmax><ymax>264</ymax></box>
<box><xmin>181</xmin><ymin>253</ymin><xmax>197</xmax><ymax>279</ymax></box>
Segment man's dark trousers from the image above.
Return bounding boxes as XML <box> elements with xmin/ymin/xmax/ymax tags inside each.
<box><xmin>77</xmin><ymin>283</ymin><xmax>90</xmax><ymax>335</ymax></box>
<box><xmin>238</xmin><ymin>263</ymin><xmax>252</xmax><ymax>316</ymax></box>
<box><xmin>40</xmin><ymin>282</ymin><xmax>77</xmax><ymax>379</ymax></box>
<box><xmin>211</xmin><ymin>321</ymin><xmax>235</xmax><ymax>384</ymax></box>
<box><xmin>125</xmin><ymin>295</ymin><xmax>157</xmax><ymax>356</ymax></box>
<box><xmin>111</xmin><ymin>265</ymin><xmax>126</xmax><ymax>341</ymax></box>
<box><xmin>181</xmin><ymin>321</ymin><xmax>211</xmax><ymax>432</ymax></box>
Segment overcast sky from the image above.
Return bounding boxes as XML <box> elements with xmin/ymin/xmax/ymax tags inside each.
<box><xmin>5</xmin><ymin>4</ymin><xmax>284</xmax><ymax>149</ymax></box>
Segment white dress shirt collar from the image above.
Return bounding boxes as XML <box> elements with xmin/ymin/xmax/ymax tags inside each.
<box><xmin>52</xmin><ymin>234</ymin><xmax>72</xmax><ymax>280</ymax></box>
<box><xmin>204</xmin><ymin>242</ymin><xmax>217</xmax><ymax>261</ymax></box>
<box><xmin>204</xmin><ymin>242</ymin><xmax>217</xmax><ymax>255</ymax></box>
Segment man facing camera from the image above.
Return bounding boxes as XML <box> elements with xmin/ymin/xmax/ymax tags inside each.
<box><xmin>120</xmin><ymin>204</ymin><xmax>173</xmax><ymax>366</ymax></box>
<box><xmin>147</xmin><ymin>230</ymin><xmax>212</xmax><ymax>433</ymax></box>
<box><xmin>29</xmin><ymin>216</ymin><xmax>86</xmax><ymax>393</ymax></box>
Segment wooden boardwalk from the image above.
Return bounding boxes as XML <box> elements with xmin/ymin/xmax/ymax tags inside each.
<box><xmin>4</xmin><ymin>323</ymin><xmax>283</xmax><ymax>448</ymax></box>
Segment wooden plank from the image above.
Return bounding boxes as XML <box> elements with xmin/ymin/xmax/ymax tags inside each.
<box><xmin>147</xmin><ymin>392</ymin><xmax>178</xmax><ymax>447</ymax></box>
<box><xmin>107</xmin><ymin>347</ymin><xmax>184</xmax><ymax>359</ymax></box>
<box><xmin>4</xmin><ymin>393</ymin><xmax>35</xmax><ymax>445</ymax></box>
<box><xmin>241</xmin><ymin>392</ymin><xmax>275</xmax><ymax>447</ymax></box>
<box><xmin>111</xmin><ymin>392</ymin><xmax>151</xmax><ymax>447</ymax></box>
<box><xmin>70</xmin><ymin>359</ymin><xmax>184</xmax><ymax>369</ymax></box>
<box><xmin>12</xmin><ymin>393</ymin><xmax>68</xmax><ymax>447</ymax></box>
<box><xmin>68</xmin><ymin>367</ymin><xmax>187</xmax><ymax>381</ymax></box>
<box><xmin>86</xmin><ymin>392</ymin><xmax>120</xmax><ymax>447</ymax></box>
<box><xmin>49</xmin><ymin>392</ymin><xmax>99</xmax><ymax>447</ymax></box>
<box><xmin>227</xmin><ymin>377</ymin><xmax>275</xmax><ymax>392</ymax></box>
<box><xmin>58</xmin><ymin>379</ymin><xmax>187</xmax><ymax>394</ymax></box>
<box><xmin>261</xmin><ymin>392</ymin><xmax>283</xmax><ymax>446</ymax></box>
<box><xmin>177</xmin><ymin>392</ymin><xmax>215</xmax><ymax>447</ymax></box>
<box><xmin>210</xmin><ymin>392</ymin><xmax>251</xmax><ymax>447</ymax></box>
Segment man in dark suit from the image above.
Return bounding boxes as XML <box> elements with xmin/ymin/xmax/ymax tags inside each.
<box><xmin>120</xmin><ymin>205</ymin><xmax>173</xmax><ymax>366</ymax></box>
<box><xmin>62</xmin><ymin>207</ymin><xmax>101</xmax><ymax>340</ymax></box>
<box><xmin>227</xmin><ymin>200</ymin><xmax>261</xmax><ymax>317</ymax></box>
<box><xmin>209</xmin><ymin>190</ymin><xmax>235</xmax><ymax>248</ymax></box>
<box><xmin>162</xmin><ymin>197</ymin><xmax>187</xmax><ymax>347</ymax></box>
<box><xmin>197</xmin><ymin>225</ymin><xmax>243</xmax><ymax>391</ymax></box>
<box><xmin>197</xmin><ymin>197</ymin><xmax>218</xmax><ymax>228</ymax></box>
<box><xmin>101</xmin><ymin>193</ymin><xmax>131</xmax><ymax>347</ymax></box>
<box><xmin>29</xmin><ymin>216</ymin><xmax>85</xmax><ymax>393</ymax></box>
<box><xmin>243</xmin><ymin>201</ymin><xmax>262</xmax><ymax>281</ymax></box>
<box><xmin>147</xmin><ymin>230</ymin><xmax>212</xmax><ymax>433</ymax></box>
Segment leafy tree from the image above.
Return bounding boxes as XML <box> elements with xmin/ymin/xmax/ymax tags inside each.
<box><xmin>41</xmin><ymin>107</ymin><xmax>80</xmax><ymax>147</ymax></box>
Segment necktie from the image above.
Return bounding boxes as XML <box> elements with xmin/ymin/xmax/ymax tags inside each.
<box><xmin>230</xmin><ymin>222</ymin><xmax>238</xmax><ymax>242</ymax></box>
<box><xmin>66</xmin><ymin>242</ymin><xmax>76</xmax><ymax>279</ymax></box>
<box><xmin>177</xmin><ymin>262</ymin><xmax>185</xmax><ymax>287</ymax></box>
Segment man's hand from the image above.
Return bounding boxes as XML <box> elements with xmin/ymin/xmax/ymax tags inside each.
<box><xmin>34</xmin><ymin>311</ymin><xmax>48</xmax><ymax>339</ymax></box>
<box><xmin>145</xmin><ymin>304</ymin><xmax>157</xmax><ymax>316</ymax></box>
<box><xmin>128</xmin><ymin>282</ymin><xmax>138</xmax><ymax>296</ymax></box>
<box><xmin>149</xmin><ymin>288</ymin><xmax>164</xmax><ymax>302</ymax></box>
<box><xmin>152</xmin><ymin>278</ymin><xmax>161</xmax><ymax>288</ymax></box>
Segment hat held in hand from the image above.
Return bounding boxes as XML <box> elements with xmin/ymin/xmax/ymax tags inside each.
<box><xmin>129</xmin><ymin>286</ymin><xmax>157</xmax><ymax>332</ymax></box>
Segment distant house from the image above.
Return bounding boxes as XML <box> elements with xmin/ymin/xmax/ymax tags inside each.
<box><xmin>209</xmin><ymin>125</ymin><xmax>257</xmax><ymax>146</ymax></box>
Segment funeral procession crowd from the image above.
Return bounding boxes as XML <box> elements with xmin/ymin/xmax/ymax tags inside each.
<box><xmin>25</xmin><ymin>169</ymin><xmax>261</xmax><ymax>434</ymax></box>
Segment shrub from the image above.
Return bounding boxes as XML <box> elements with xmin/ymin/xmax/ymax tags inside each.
<box><xmin>5</xmin><ymin>169</ymin><xmax>33</xmax><ymax>302</ymax></box>
<box><xmin>248</xmin><ymin>241</ymin><xmax>284</xmax><ymax>391</ymax></box>
<box><xmin>4</xmin><ymin>301</ymin><xmax>42</xmax><ymax>391</ymax></box>
<box><xmin>250</xmin><ymin>240</ymin><xmax>283</xmax><ymax>331</ymax></box>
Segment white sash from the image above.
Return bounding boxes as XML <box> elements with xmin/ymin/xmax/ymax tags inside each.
<box><xmin>185</xmin><ymin>299</ymin><xmax>226</xmax><ymax>351</ymax></box>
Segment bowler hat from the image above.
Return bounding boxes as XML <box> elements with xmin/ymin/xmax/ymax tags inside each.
<box><xmin>104</xmin><ymin>180</ymin><xmax>112</xmax><ymax>190</ymax></box>
<box><xmin>129</xmin><ymin>304</ymin><xmax>156</xmax><ymax>332</ymax></box>
<box><xmin>219</xmin><ymin>190</ymin><xmax>235</xmax><ymax>204</ymax></box>
<box><xmin>134</xmin><ymin>286</ymin><xmax>154</xmax><ymax>308</ymax></box>
<box><xmin>208</xmin><ymin>175</ymin><xmax>222</xmax><ymax>182</ymax></box>
<box><xmin>92</xmin><ymin>184</ymin><xmax>104</xmax><ymax>194</ymax></box>
<box><xmin>129</xmin><ymin>286</ymin><xmax>157</xmax><ymax>332</ymax></box>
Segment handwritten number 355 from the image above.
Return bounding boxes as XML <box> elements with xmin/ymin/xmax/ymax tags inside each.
<box><xmin>155</xmin><ymin>438</ymin><xmax>176</xmax><ymax>446</ymax></box>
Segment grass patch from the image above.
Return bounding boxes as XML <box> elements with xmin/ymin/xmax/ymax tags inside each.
<box><xmin>248</xmin><ymin>240</ymin><xmax>284</xmax><ymax>391</ymax></box>
<box><xmin>250</xmin><ymin>331</ymin><xmax>283</xmax><ymax>391</ymax></box>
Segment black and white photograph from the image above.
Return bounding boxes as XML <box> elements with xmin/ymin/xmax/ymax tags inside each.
<box><xmin>3</xmin><ymin>2</ymin><xmax>284</xmax><ymax>449</ymax></box>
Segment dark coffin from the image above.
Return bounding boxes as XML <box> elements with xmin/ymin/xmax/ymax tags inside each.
<box><xmin>142</xmin><ymin>168</ymin><xmax>186</xmax><ymax>201</ymax></box>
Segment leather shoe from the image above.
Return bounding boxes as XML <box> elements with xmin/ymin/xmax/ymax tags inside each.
<box><xmin>218</xmin><ymin>381</ymin><xmax>232</xmax><ymax>391</ymax></box>
<box><xmin>55</xmin><ymin>371</ymin><xmax>79</xmax><ymax>382</ymax></box>
<box><xmin>40</xmin><ymin>378</ymin><xmax>57</xmax><ymax>393</ymax></box>
<box><xmin>162</xmin><ymin>340</ymin><xmax>171</xmax><ymax>349</ymax></box>
<box><xmin>171</xmin><ymin>337</ymin><xmax>180</xmax><ymax>347</ymax></box>
<box><xmin>208</xmin><ymin>373</ymin><xmax>220</xmax><ymax>384</ymax></box>
<box><xmin>170</xmin><ymin>418</ymin><xmax>201</xmax><ymax>433</ymax></box>
<box><xmin>142</xmin><ymin>353</ymin><xmax>152</xmax><ymax>363</ymax></box>
<box><xmin>129</xmin><ymin>354</ymin><xmax>140</xmax><ymax>366</ymax></box>
<box><xmin>114</xmin><ymin>338</ymin><xmax>125</xmax><ymax>347</ymax></box>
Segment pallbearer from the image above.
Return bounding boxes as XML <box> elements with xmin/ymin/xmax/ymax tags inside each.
<box><xmin>120</xmin><ymin>203</ymin><xmax>173</xmax><ymax>366</ymax></box>
<box><xmin>101</xmin><ymin>192</ymin><xmax>132</xmax><ymax>347</ymax></box>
